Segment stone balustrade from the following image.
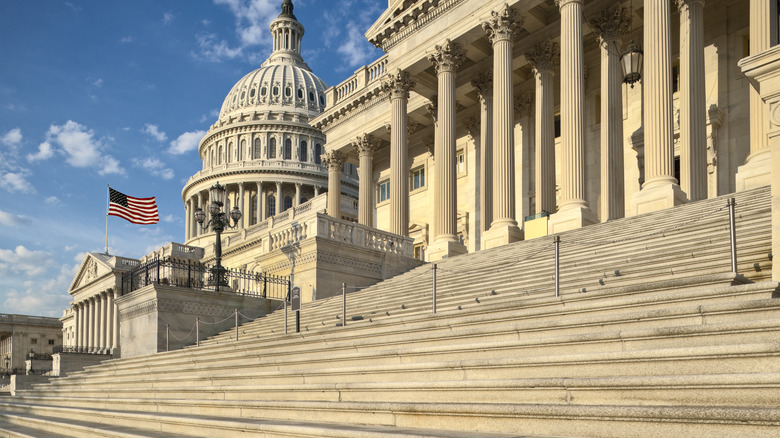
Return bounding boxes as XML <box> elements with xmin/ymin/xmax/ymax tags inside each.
<box><xmin>326</xmin><ymin>55</ymin><xmax>389</xmax><ymax>107</ymax></box>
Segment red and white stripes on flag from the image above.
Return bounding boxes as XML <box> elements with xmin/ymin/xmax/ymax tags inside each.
<box><xmin>108</xmin><ymin>187</ymin><xmax>159</xmax><ymax>224</ymax></box>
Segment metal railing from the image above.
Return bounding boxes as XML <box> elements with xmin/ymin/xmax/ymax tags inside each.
<box><xmin>120</xmin><ymin>257</ymin><xmax>290</xmax><ymax>301</ymax></box>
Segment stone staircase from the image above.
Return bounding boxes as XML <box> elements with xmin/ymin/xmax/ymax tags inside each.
<box><xmin>0</xmin><ymin>187</ymin><xmax>778</xmax><ymax>437</ymax></box>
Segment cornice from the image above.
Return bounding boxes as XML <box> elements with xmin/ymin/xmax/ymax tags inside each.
<box><xmin>368</xmin><ymin>0</ymin><xmax>467</xmax><ymax>52</ymax></box>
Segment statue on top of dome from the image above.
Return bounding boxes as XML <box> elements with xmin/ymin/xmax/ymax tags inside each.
<box><xmin>279</xmin><ymin>0</ymin><xmax>296</xmax><ymax>19</ymax></box>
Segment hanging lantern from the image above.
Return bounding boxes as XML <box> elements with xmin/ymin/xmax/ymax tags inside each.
<box><xmin>621</xmin><ymin>40</ymin><xmax>643</xmax><ymax>87</ymax></box>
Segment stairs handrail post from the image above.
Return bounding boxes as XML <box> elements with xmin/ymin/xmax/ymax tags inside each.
<box><xmin>196</xmin><ymin>318</ymin><xmax>200</xmax><ymax>347</ymax></box>
<box><xmin>728</xmin><ymin>197</ymin><xmax>738</xmax><ymax>274</ymax></box>
<box><xmin>554</xmin><ymin>235</ymin><xmax>561</xmax><ymax>298</ymax></box>
<box><xmin>235</xmin><ymin>308</ymin><xmax>238</xmax><ymax>342</ymax></box>
<box><xmin>342</xmin><ymin>282</ymin><xmax>347</xmax><ymax>327</ymax></box>
<box><xmin>166</xmin><ymin>324</ymin><xmax>169</xmax><ymax>352</ymax></box>
<box><xmin>432</xmin><ymin>264</ymin><xmax>437</xmax><ymax>314</ymax></box>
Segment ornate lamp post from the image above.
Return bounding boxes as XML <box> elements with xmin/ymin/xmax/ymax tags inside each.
<box><xmin>194</xmin><ymin>182</ymin><xmax>242</xmax><ymax>292</ymax></box>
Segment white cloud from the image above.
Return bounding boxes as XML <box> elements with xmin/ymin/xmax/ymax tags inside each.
<box><xmin>194</xmin><ymin>0</ymin><xmax>276</xmax><ymax>62</ymax></box>
<box><xmin>44</xmin><ymin>120</ymin><xmax>124</xmax><ymax>175</ymax></box>
<box><xmin>120</xmin><ymin>36</ymin><xmax>134</xmax><ymax>43</ymax></box>
<box><xmin>337</xmin><ymin>24</ymin><xmax>377</xmax><ymax>67</ymax></box>
<box><xmin>1</xmin><ymin>127</ymin><xmax>22</xmax><ymax>148</ymax></box>
<box><xmin>0</xmin><ymin>245</ymin><xmax>57</xmax><ymax>277</ymax></box>
<box><xmin>91</xmin><ymin>78</ymin><xmax>103</xmax><ymax>87</ymax></box>
<box><xmin>163</xmin><ymin>12</ymin><xmax>174</xmax><ymax>24</ymax></box>
<box><xmin>133</xmin><ymin>157</ymin><xmax>174</xmax><ymax>180</ymax></box>
<box><xmin>1</xmin><ymin>260</ymin><xmax>77</xmax><ymax>317</ymax></box>
<box><xmin>0</xmin><ymin>210</ymin><xmax>29</xmax><ymax>227</ymax></box>
<box><xmin>169</xmin><ymin>130</ymin><xmax>206</xmax><ymax>155</ymax></box>
<box><xmin>44</xmin><ymin>196</ymin><xmax>61</xmax><ymax>205</ymax></box>
<box><xmin>142</xmin><ymin>124</ymin><xmax>168</xmax><ymax>142</ymax></box>
<box><xmin>27</xmin><ymin>141</ymin><xmax>54</xmax><ymax>162</ymax></box>
<box><xmin>162</xmin><ymin>214</ymin><xmax>178</xmax><ymax>223</ymax></box>
<box><xmin>0</xmin><ymin>171</ymin><xmax>34</xmax><ymax>193</ymax></box>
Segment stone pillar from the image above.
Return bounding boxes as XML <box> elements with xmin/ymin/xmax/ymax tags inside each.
<box><xmin>105</xmin><ymin>290</ymin><xmax>113</xmax><ymax>351</ymax></box>
<box><xmin>382</xmin><ymin>69</ymin><xmax>414</xmax><ymax>236</ymax></box>
<box><xmin>353</xmin><ymin>134</ymin><xmax>379</xmax><ymax>226</ymax></box>
<box><xmin>238</xmin><ymin>182</ymin><xmax>245</xmax><ymax>228</ymax></box>
<box><xmin>184</xmin><ymin>200</ymin><xmax>191</xmax><ymax>241</ymax></box>
<box><xmin>88</xmin><ymin>297</ymin><xmax>95</xmax><ymax>352</ymax></box>
<box><xmin>589</xmin><ymin>6</ymin><xmax>630</xmax><ymax>219</ymax></box>
<box><xmin>631</xmin><ymin>0</ymin><xmax>687</xmax><ymax>215</ymax></box>
<box><xmin>196</xmin><ymin>193</ymin><xmax>203</xmax><ymax>236</ymax></box>
<box><xmin>525</xmin><ymin>41</ymin><xmax>559</xmax><ymax>216</ymax></box>
<box><xmin>472</xmin><ymin>72</ymin><xmax>493</xmax><ymax>233</ymax></box>
<box><xmin>428</xmin><ymin>39</ymin><xmax>467</xmax><ymax>260</ymax></box>
<box><xmin>323</xmin><ymin>150</ymin><xmax>346</xmax><ymax>220</ymax></box>
<box><xmin>677</xmin><ymin>0</ymin><xmax>707</xmax><ymax>201</ymax></box>
<box><xmin>736</xmin><ymin>0</ymin><xmax>779</xmax><ymax>191</ymax></box>
<box><xmin>314</xmin><ymin>185</ymin><xmax>321</xmax><ymax>197</ymax></box>
<box><xmin>260</xmin><ymin>185</ymin><xmax>267</xmax><ymax>220</ymax></box>
<box><xmin>276</xmin><ymin>182</ymin><xmax>283</xmax><ymax>214</ymax></box>
<box><xmin>79</xmin><ymin>302</ymin><xmax>86</xmax><ymax>352</ymax></box>
<box><xmin>111</xmin><ymin>290</ymin><xmax>119</xmax><ymax>353</ymax></box>
<box><xmin>482</xmin><ymin>4</ymin><xmax>524</xmax><ymax>248</ymax></box>
<box><xmin>73</xmin><ymin>304</ymin><xmax>80</xmax><ymax>350</ymax></box>
<box><xmin>295</xmin><ymin>183</ymin><xmax>301</xmax><ymax>207</ymax></box>
<box><xmin>100</xmin><ymin>292</ymin><xmax>108</xmax><ymax>352</ymax></box>
<box><xmin>256</xmin><ymin>182</ymin><xmax>264</xmax><ymax>222</ymax></box>
<box><xmin>549</xmin><ymin>0</ymin><xmax>597</xmax><ymax>232</ymax></box>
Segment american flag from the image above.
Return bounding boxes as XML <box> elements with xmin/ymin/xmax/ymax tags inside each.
<box><xmin>108</xmin><ymin>187</ymin><xmax>159</xmax><ymax>225</ymax></box>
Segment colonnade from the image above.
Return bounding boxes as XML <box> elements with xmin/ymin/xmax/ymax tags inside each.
<box><xmin>71</xmin><ymin>290</ymin><xmax>118</xmax><ymax>354</ymax></box>
<box><xmin>184</xmin><ymin>181</ymin><xmax>323</xmax><ymax>241</ymax></box>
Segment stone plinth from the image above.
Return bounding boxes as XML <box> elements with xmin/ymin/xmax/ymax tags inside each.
<box><xmin>548</xmin><ymin>205</ymin><xmax>597</xmax><ymax>234</ymax></box>
<box><xmin>52</xmin><ymin>352</ymin><xmax>112</xmax><ymax>377</ymax></box>
<box><xmin>482</xmin><ymin>222</ymin><xmax>524</xmax><ymax>249</ymax></box>
<box><xmin>427</xmin><ymin>239</ymin><xmax>467</xmax><ymax>261</ymax></box>
<box><xmin>631</xmin><ymin>182</ymin><xmax>689</xmax><ymax>216</ymax></box>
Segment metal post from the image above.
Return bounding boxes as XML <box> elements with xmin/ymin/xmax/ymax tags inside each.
<box><xmin>235</xmin><ymin>308</ymin><xmax>238</xmax><ymax>342</ymax></box>
<box><xmin>432</xmin><ymin>264</ymin><xmax>437</xmax><ymax>314</ymax></box>
<box><xmin>728</xmin><ymin>197</ymin><xmax>738</xmax><ymax>274</ymax></box>
<box><xmin>166</xmin><ymin>325</ymin><xmax>169</xmax><ymax>352</ymax></box>
<box><xmin>296</xmin><ymin>310</ymin><xmax>300</xmax><ymax>333</ymax></box>
<box><xmin>196</xmin><ymin>318</ymin><xmax>200</xmax><ymax>347</ymax></box>
<box><xmin>554</xmin><ymin>235</ymin><xmax>560</xmax><ymax>298</ymax></box>
<box><xmin>342</xmin><ymin>282</ymin><xmax>347</xmax><ymax>327</ymax></box>
<box><xmin>284</xmin><ymin>296</ymin><xmax>288</xmax><ymax>335</ymax></box>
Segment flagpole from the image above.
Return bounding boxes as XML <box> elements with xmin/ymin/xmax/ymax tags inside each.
<box><xmin>105</xmin><ymin>185</ymin><xmax>109</xmax><ymax>255</ymax></box>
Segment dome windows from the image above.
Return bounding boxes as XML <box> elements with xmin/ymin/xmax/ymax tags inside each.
<box><xmin>285</xmin><ymin>87</ymin><xmax>292</xmax><ymax>97</ymax></box>
<box><xmin>268</xmin><ymin>138</ymin><xmax>277</xmax><ymax>159</ymax></box>
<box><xmin>250</xmin><ymin>88</ymin><xmax>256</xmax><ymax>98</ymax></box>
<box><xmin>319</xmin><ymin>95</ymin><xmax>325</xmax><ymax>106</ymax></box>
<box><xmin>309</xmin><ymin>91</ymin><xmax>315</xmax><ymax>102</ymax></box>
<box><xmin>299</xmin><ymin>140</ymin><xmax>307</xmax><ymax>162</ymax></box>
<box><xmin>240</xmin><ymin>91</ymin><xmax>246</xmax><ymax>100</ymax></box>
<box><xmin>283</xmin><ymin>139</ymin><xmax>292</xmax><ymax>160</ymax></box>
<box><xmin>261</xmin><ymin>87</ymin><xmax>267</xmax><ymax>96</ymax></box>
<box><xmin>273</xmin><ymin>86</ymin><xmax>279</xmax><ymax>96</ymax></box>
<box><xmin>297</xmin><ymin>88</ymin><xmax>303</xmax><ymax>100</ymax></box>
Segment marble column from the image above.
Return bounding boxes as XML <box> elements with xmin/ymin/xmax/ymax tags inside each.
<box><xmin>238</xmin><ymin>182</ymin><xmax>245</xmax><ymax>228</ymax></box>
<box><xmin>428</xmin><ymin>39</ymin><xmax>467</xmax><ymax>260</ymax></box>
<box><xmin>382</xmin><ymin>69</ymin><xmax>414</xmax><ymax>236</ymax></box>
<box><xmin>482</xmin><ymin>4</ymin><xmax>524</xmax><ymax>248</ymax></box>
<box><xmin>323</xmin><ymin>150</ymin><xmax>346</xmax><ymax>220</ymax></box>
<box><xmin>353</xmin><ymin>134</ymin><xmax>379</xmax><ymax>226</ymax></box>
<box><xmin>79</xmin><ymin>302</ymin><xmax>86</xmax><ymax>352</ymax></box>
<box><xmin>105</xmin><ymin>290</ymin><xmax>113</xmax><ymax>351</ymax></box>
<box><xmin>276</xmin><ymin>182</ymin><xmax>283</xmax><ymax>214</ymax></box>
<box><xmin>111</xmin><ymin>290</ymin><xmax>119</xmax><ymax>353</ymax></box>
<box><xmin>185</xmin><ymin>200</ymin><xmax>191</xmax><ymax>241</ymax></box>
<box><xmin>196</xmin><ymin>193</ymin><xmax>203</xmax><ymax>236</ymax></box>
<box><xmin>100</xmin><ymin>292</ymin><xmax>108</xmax><ymax>352</ymax></box>
<box><xmin>88</xmin><ymin>297</ymin><xmax>95</xmax><ymax>352</ymax></box>
<box><xmin>677</xmin><ymin>0</ymin><xmax>707</xmax><ymax>201</ymax></box>
<box><xmin>295</xmin><ymin>183</ymin><xmax>301</xmax><ymax>206</ymax></box>
<box><xmin>314</xmin><ymin>186</ymin><xmax>321</xmax><ymax>197</ymax></box>
<box><xmin>736</xmin><ymin>0</ymin><xmax>779</xmax><ymax>191</ymax></box>
<box><xmin>550</xmin><ymin>0</ymin><xmax>597</xmax><ymax>232</ymax></box>
<box><xmin>73</xmin><ymin>304</ymin><xmax>80</xmax><ymax>349</ymax></box>
<box><xmin>631</xmin><ymin>0</ymin><xmax>687</xmax><ymax>215</ymax></box>
<box><xmin>472</xmin><ymin>72</ymin><xmax>493</xmax><ymax>233</ymax></box>
<box><xmin>589</xmin><ymin>6</ymin><xmax>630</xmax><ymax>219</ymax></box>
<box><xmin>256</xmin><ymin>182</ymin><xmax>264</xmax><ymax>223</ymax></box>
<box><xmin>525</xmin><ymin>41</ymin><xmax>559</xmax><ymax>216</ymax></box>
<box><xmin>260</xmin><ymin>185</ymin><xmax>267</xmax><ymax>220</ymax></box>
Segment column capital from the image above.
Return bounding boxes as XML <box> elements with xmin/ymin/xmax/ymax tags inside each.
<box><xmin>513</xmin><ymin>92</ymin><xmax>534</xmax><ymax>118</ymax></box>
<box><xmin>482</xmin><ymin>4</ymin><xmax>523</xmax><ymax>44</ymax></box>
<box><xmin>588</xmin><ymin>5</ymin><xmax>631</xmax><ymax>41</ymax></box>
<box><xmin>322</xmin><ymin>150</ymin><xmax>346</xmax><ymax>171</ymax></box>
<box><xmin>674</xmin><ymin>0</ymin><xmax>705</xmax><ymax>10</ymax></box>
<box><xmin>464</xmin><ymin>117</ymin><xmax>479</xmax><ymax>141</ymax></box>
<box><xmin>525</xmin><ymin>40</ymin><xmax>559</xmax><ymax>72</ymax></box>
<box><xmin>428</xmin><ymin>39</ymin><xmax>465</xmax><ymax>74</ymax></box>
<box><xmin>555</xmin><ymin>0</ymin><xmax>583</xmax><ymax>8</ymax></box>
<box><xmin>471</xmin><ymin>71</ymin><xmax>493</xmax><ymax>101</ymax></box>
<box><xmin>352</xmin><ymin>134</ymin><xmax>380</xmax><ymax>157</ymax></box>
<box><xmin>425</xmin><ymin>97</ymin><xmax>438</xmax><ymax>126</ymax></box>
<box><xmin>382</xmin><ymin>69</ymin><xmax>414</xmax><ymax>100</ymax></box>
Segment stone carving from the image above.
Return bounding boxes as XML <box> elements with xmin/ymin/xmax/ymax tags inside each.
<box><xmin>482</xmin><ymin>4</ymin><xmax>523</xmax><ymax>44</ymax></box>
<box><xmin>464</xmin><ymin>117</ymin><xmax>479</xmax><ymax>140</ymax></box>
<box><xmin>424</xmin><ymin>136</ymin><xmax>435</xmax><ymax>159</ymax></box>
<box><xmin>587</xmin><ymin>5</ymin><xmax>631</xmax><ymax>41</ymax></box>
<box><xmin>427</xmin><ymin>39</ymin><xmax>465</xmax><ymax>74</ymax></box>
<box><xmin>425</xmin><ymin>97</ymin><xmax>438</xmax><ymax>125</ymax></box>
<box><xmin>352</xmin><ymin>134</ymin><xmax>380</xmax><ymax>157</ymax></box>
<box><xmin>382</xmin><ymin>69</ymin><xmax>415</xmax><ymax>100</ymax></box>
<box><xmin>471</xmin><ymin>71</ymin><xmax>493</xmax><ymax>101</ymax></box>
<box><xmin>407</xmin><ymin>121</ymin><xmax>421</xmax><ymax>136</ymax></box>
<box><xmin>514</xmin><ymin>92</ymin><xmax>534</xmax><ymax>118</ymax></box>
<box><xmin>321</xmin><ymin>150</ymin><xmax>346</xmax><ymax>171</ymax></box>
<box><xmin>525</xmin><ymin>40</ymin><xmax>559</xmax><ymax>72</ymax></box>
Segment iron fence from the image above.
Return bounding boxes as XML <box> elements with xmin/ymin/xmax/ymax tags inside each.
<box><xmin>120</xmin><ymin>257</ymin><xmax>290</xmax><ymax>301</ymax></box>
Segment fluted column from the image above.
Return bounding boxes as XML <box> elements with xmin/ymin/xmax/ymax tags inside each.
<box><xmin>184</xmin><ymin>200</ymin><xmax>191</xmax><ymax>240</ymax></box>
<box><xmin>428</xmin><ymin>39</ymin><xmax>467</xmax><ymax>259</ymax></box>
<box><xmin>382</xmin><ymin>69</ymin><xmax>414</xmax><ymax>236</ymax></box>
<box><xmin>590</xmin><ymin>6</ymin><xmax>630</xmax><ymax>219</ymax></box>
<box><xmin>88</xmin><ymin>297</ymin><xmax>95</xmax><ymax>352</ymax></box>
<box><xmin>276</xmin><ymin>182</ymin><xmax>283</xmax><ymax>214</ymax></box>
<box><xmin>677</xmin><ymin>0</ymin><xmax>707</xmax><ymax>201</ymax></box>
<box><xmin>482</xmin><ymin>4</ymin><xmax>524</xmax><ymax>248</ymax></box>
<box><xmin>260</xmin><ymin>185</ymin><xmax>267</xmax><ymax>220</ymax></box>
<box><xmin>525</xmin><ymin>41</ymin><xmax>559</xmax><ymax>216</ymax></box>
<box><xmin>196</xmin><ymin>193</ymin><xmax>203</xmax><ymax>236</ymax></box>
<box><xmin>111</xmin><ymin>289</ymin><xmax>119</xmax><ymax>353</ymax></box>
<box><xmin>100</xmin><ymin>292</ymin><xmax>108</xmax><ymax>352</ymax></box>
<box><xmin>736</xmin><ymin>0</ymin><xmax>778</xmax><ymax>191</ymax></box>
<box><xmin>353</xmin><ymin>134</ymin><xmax>379</xmax><ymax>226</ymax></box>
<box><xmin>472</xmin><ymin>73</ymin><xmax>493</xmax><ymax>233</ymax></box>
<box><xmin>549</xmin><ymin>0</ymin><xmax>597</xmax><ymax>232</ymax></box>
<box><xmin>79</xmin><ymin>302</ymin><xmax>86</xmax><ymax>352</ymax></box>
<box><xmin>631</xmin><ymin>0</ymin><xmax>687</xmax><ymax>215</ymax></box>
<box><xmin>238</xmin><ymin>182</ymin><xmax>245</xmax><ymax>228</ymax></box>
<box><xmin>295</xmin><ymin>183</ymin><xmax>301</xmax><ymax>206</ymax></box>
<box><xmin>323</xmin><ymin>151</ymin><xmax>346</xmax><ymax>220</ymax></box>
<box><xmin>73</xmin><ymin>304</ymin><xmax>80</xmax><ymax>349</ymax></box>
<box><xmin>256</xmin><ymin>182</ymin><xmax>264</xmax><ymax>222</ymax></box>
<box><xmin>105</xmin><ymin>290</ymin><xmax>113</xmax><ymax>351</ymax></box>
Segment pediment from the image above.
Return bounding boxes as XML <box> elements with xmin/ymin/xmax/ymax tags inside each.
<box><xmin>68</xmin><ymin>253</ymin><xmax>114</xmax><ymax>293</ymax></box>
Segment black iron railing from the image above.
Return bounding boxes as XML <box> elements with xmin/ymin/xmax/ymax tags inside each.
<box><xmin>120</xmin><ymin>257</ymin><xmax>290</xmax><ymax>300</ymax></box>
<box><xmin>26</xmin><ymin>352</ymin><xmax>52</xmax><ymax>360</ymax></box>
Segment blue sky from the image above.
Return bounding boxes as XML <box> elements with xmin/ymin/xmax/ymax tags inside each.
<box><xmin>0</xmin><ymin>0</ymin><xmax>385</xmax><ymax>317</ymax></box>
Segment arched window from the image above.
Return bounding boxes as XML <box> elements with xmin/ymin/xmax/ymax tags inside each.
<box><xmin>267</xmin><ymin>196</ymin><xmax>276</xmax><ymax>217</ymax></box>
<box><xmin>268</xmin><ymin>138</ymin><xmax>277</xmax><ymax>159</ymax></box>
<box><xmin>284</xmin><ymin>139</ymin><xmax>292</xmax><ymax>160</ymax></box>
<box><xmin>239</xmin><ymin>140</ymin><xmax>245</xmax><ymax>160</ymax></box>
<box><xmin>314</xmin><ymin>143</ymin><xmax>322</xmax><ymax>164</ymax></box>
<box><xmin>299</xmin><ymin>141</ymin><xmax>307</xmax><ymax>162</ymax></box>
<box><xmin>284</xmin><ymin>196</ymin><xmax>293</xmax><ymax>210</ymax></box>
<box><xmin>227</xmin><ymin>142</ymin><xmax>234</xmax><ymax>163</ymax></box>
<box><xmin>218</xmin><ymin>145</ymin><xmax>223</xmax><ymax>165</ymax></box>
<box><xmin>253</xmin><ymin>138</ymin><xmax>261</xmax><ymax>159</ymax></box>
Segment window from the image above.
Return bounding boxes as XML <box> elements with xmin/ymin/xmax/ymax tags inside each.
<box><xmin>48</xmin><ymin>339</ymin><xmax>55</xmax><ymax>345</ymax></box>
<box><xmin>594</xmin><ymin>95</ymin><xmax>601</xmax><ymax>124</ymax></box>
<box><xmin>227</xmin><ymin>142</ymin><xmax>234</xmax><ymax>163</ymax></box>
<box><xmin>413</xmin><ymin>243</ymin><xmax>425</xmax><ymax>261</ymax></box>
<box><xmin>261</xmin><ymin>87</ymin><xmax>267</xmax><ymax>96</ymax></box>
<box><xmin>250</xmin><ymin>88</ymin><xmax>256</xmax><ymax>98</ymax></box>
<box><xmin>411</xmin><ymin>166</ymin><xmax>425</xmax><ymax>190</ymax></box>
<box><xmin>300</xmin><ymin>141</ymin><xmax>308</xmax><ymax>162</ymax></box>
<box><xmin>240</xmin><ymin>90</ymin><xmax>245</xmax><ymax>99</ymax></box>
<box><xmin>31</xmin><ymin>338</ymin><xmax>37</xmax><ymax>345</ymax></box>
<box><xmin>309</xmin><ymin>91</ymin><xmax>315</xmax><ymax>101</ymax></box>
<box><xmin>319</xmin><ymin>95</ymin><xmax>325</xmax><ymax>106</ymax></box>
<box><xmin>284</xmin><ymin>139</ymin><xmax>292</xmax><ymax>160</ymax></box>
<box><xmin>253</xmin><ymin>138</ymin><xmax>261</xmax><ymax>159</ymax></box>
<box><xmin>269</xmin><ymin>138</ymin><xmax>277</xmax><ymax>159</ymax></box>
<box><xmin>284</xmin><ymin>196</ymin><xmax>293</xmax><ymax>210</ymax></box>
<box><xmin>297</xmin><ymin>89</ymin><xmax>304</xmax><ymax>99</ymax></box>
<box><xmin>672</xmin><ymin>61</ymin><xmax>680</xmax><ymax>93</ymax></box>
<box><xmin>218</xmin><ymin>145</ymin><xmax>223</xmax><ymax>164</ymax></box>
<box><xmin>314</xmin><ymin>144</ymin><xmax>322</xmax><ymax>164</ymax></box>
<box><xmin>268</xmin><ymin>196</ymin><xmax>276</xmax><ymax>217</ymax></box>
<box><xmin>239</xmin><ymin>140</ymin><xmax>245</xmax><ymax>160</ymax></box>
<box><xmin>378</xmin><ymin>180</ymin><xmax>390</xmax><ymax>203</ymax></box>
<box><xmin>285</xmin><ymin>87</ymin><xmax>292</xmax><ymax>97</ymax></box>
<box><xmin>457</xmin><ymin>151</ymin><xmax>465</xmax><ymax>174</ymax></box>
<box><xmin>273</xmin><ymin>86</ymin><xmax>279</xmax><ymax>96</ymax></box>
